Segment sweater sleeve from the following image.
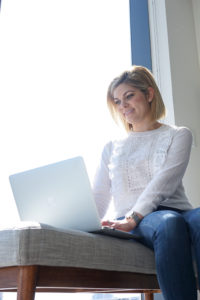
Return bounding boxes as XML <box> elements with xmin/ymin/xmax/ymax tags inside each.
<box><xmin>128</xmin><ymin>127</ymin><xmax>193</xmax><ymax>217</ymax></box>
<box><xmin>92</xmin><ymin>142</ymin><xmax>112</xmax><ymax>219</ymax></box>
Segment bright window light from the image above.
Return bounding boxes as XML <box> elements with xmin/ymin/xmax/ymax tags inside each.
<box><xmin>0</xmin><ymin>0</ymin><xmax>131</xmax><ymax>226</ymax></box>
<box><xmin>0</xmin><ymin>292</ymin><xmax>142</xmax><ymax>300</ymax></box>
<box><xmin>0</xmin><ymin>0</ymin><xmax>140</xmax><ymax>298</ymax></box>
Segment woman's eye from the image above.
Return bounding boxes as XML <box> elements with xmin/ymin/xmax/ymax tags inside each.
<box><xmin>114</xmin><ymin>100</ymin><xmax>121</xmax><ymax>105</ymax></box>
<box><xmin>126</xmin><ymin>93</ymin><xmax>134</xmax><ymax>99</ymax></box>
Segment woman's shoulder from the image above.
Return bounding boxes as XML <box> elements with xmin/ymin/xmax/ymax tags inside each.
<box><xmin>102</xmin><ymin>138</ymin><xmax>123</xmax><ymax>153</ymax></box>
<box><xmin>165</xmin><ymin>124</ymin><xmax>192</xmax><ymax>136</ymax></box>
<box><xmin>101</xmin><ymin>134</ymin><xmax>128</xmax><ymax>158</ymax></box>
<box><xmin>163</xmin><ymin>124</ymin><xmax>193</xmax><ymax>147</ymax></box>
<box><xmin>103</xmin><ymin>132</ymin><xmax>128</xmax><ymax>148</ymax></box>
<box><xmin>102</xmin><ymin>140</ymin><xmax>113</xmax><ymax>153</ymax></box>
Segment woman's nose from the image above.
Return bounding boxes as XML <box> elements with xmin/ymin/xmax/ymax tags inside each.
<box><xmin>120</xmin><ymin>99</ymin><xmax>128</xmax><ymax>108</ymax></box>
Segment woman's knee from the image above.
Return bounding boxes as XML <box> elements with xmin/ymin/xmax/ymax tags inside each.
<box><xmin>154</xmin><ymin>211</ymin><xmax>188</xmax><ymax>241</ymax></box>
<box><xmin>183</xmin><ymin>207</ymin><xmax>200</xmax><ymax>225</ymax></box>
<box><xmin>183</xmin><ymin>207</ymin><xmax>200</xmax><ymax>241</ymax></box>
<box><xmin>136</xmin><ymin>211</ymin><xmax>189</xmax><ymax>248</ymax></box>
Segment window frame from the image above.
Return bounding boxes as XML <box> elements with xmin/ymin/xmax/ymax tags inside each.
<box><xmin>129</xmin><ymin>0</ymin><xmax>175</xmax><ymax>125</ymax></box>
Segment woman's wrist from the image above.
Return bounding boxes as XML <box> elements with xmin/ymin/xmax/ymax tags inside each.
<box><xmin>126</xmin><ymin>212</ymin><xmax>143</xmax><ymax>226</ymax></box>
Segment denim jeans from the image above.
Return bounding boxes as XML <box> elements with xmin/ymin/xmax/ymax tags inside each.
<box><xmin>129</xmin><ymin>207</ymin><xmax>200</xmax><ymax>300</ymax></box>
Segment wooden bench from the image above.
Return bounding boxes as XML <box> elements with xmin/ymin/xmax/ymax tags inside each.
<box><xmin>0</xmin><ymin>222</ymin><xmax>160</xmax><ymax>300</ymax></box>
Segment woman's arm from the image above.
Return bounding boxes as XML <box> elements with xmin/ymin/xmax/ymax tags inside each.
<box><xmin>93</xmin><ymin>142</ymin><xmax>112</xmax><ymax>219</ymax></box>
<box><xmin>128</xmin><ymin>127</ymin><xmax>193</xmax><ymax>217</ymax></box>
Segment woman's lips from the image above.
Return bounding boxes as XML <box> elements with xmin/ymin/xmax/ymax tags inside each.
<box><xmin>124</xmin><ymin>108</ymin><xmax>134</xmax><ymax>116</ymax></box>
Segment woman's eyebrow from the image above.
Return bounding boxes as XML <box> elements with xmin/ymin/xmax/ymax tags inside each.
<box><xmin>123</xmin><ymin>90</ymin><xmax>135</xmax><ymax>96</ymax></box>
<box><xmin>119</xmin><ymin>90</ymin><xmax>135</xmax><ymax>99</ymax></box>
<box><xmin>113</xmin><ymin>90</ymin><xmax>135</xmax><ymax>101</ymax></box>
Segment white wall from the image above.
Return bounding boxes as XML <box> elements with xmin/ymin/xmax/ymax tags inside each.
<box><xmin>165</xmin><ymin>0</ymin><xmax>200</xmax><ymax>207</ymax></box>
<box><xmin>192</xmin><ymin>0</ymin><xmax>200</xmax><ymax>68</ymax></box>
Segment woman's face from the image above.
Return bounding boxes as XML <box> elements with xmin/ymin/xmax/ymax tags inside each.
<box><xmin>113</xmin><ymin>83</ymin><xmax>154</xmax><ymax>127</ymax></box>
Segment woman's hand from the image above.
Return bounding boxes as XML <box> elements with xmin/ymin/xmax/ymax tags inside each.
<box><xmin>101</xmin><ymin>218</ymin><xmax>137</xmax><ymax>232</ymax></box>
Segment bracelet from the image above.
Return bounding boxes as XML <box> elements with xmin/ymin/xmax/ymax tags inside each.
<box><xmin>126</xmin><ymin>212</ymin><xmax>141</xmax><ymax>226</ymax></box>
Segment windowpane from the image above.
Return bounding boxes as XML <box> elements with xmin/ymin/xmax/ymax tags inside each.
<box><xmin>0</xmin><ymin>2</ymin><xmax>142</xmax><ymax>300</ymax></box>
<box><xmin>0</xmin><ymin>0</ymin><xmax>131</xmax><ymax>225</ymax></box>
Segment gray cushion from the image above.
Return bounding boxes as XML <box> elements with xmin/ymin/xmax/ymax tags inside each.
<box><xmin>0</xmin><ymin>222</ymin><xmax>156</xmax><ymax>274</ymax></box>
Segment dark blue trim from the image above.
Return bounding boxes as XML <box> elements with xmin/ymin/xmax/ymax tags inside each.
<box><xmin>129</xmin><ymin>0</ymin><xmax>152</xmax><ymax>70</ymax></box>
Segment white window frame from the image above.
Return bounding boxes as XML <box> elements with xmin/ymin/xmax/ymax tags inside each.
<box><xmin>148</xmin><ymin>0</ymin><xmax>175</xmax><ymax>125</ymax></box>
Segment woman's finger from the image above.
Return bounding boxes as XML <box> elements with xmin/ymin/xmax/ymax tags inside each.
<box><xmin>101</xmin><ymin>220</ymin><xmax>115</xmax><ymax>226</ymax></box>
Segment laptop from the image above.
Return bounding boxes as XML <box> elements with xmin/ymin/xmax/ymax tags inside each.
<box><xmin>9</xmin><ymin>156</ymin><xmax>140</xmax><ymax>240</ymax></box>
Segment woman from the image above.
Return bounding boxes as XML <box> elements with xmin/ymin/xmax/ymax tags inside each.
<box><xmin>93</xmin><ymin>66</ymin><xmax>200</xmax><ymax>300</ymax></box>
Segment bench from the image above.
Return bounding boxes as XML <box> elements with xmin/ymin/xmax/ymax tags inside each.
<box><xmin>0</xmin><ymin>222</ymin><xmax>160</xmax><ymax>300</ymax></box>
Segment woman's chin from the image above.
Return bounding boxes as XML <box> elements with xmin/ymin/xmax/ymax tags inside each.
<box><xmin>125</xmin><ymin>117</ymin><xmax>136</xmax><ymax>124</ymax></box>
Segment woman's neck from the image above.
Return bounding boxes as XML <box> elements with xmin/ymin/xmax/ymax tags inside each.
<box><xmin>132</xmin><ymin>121</ymin><xmax>162</xmax><ymax>132</ymax></box>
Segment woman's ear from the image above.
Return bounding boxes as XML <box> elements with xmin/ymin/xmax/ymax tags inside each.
<box><xmin>147</xmin><ymin>87</ymin><xmax>154</xmax><ymax>103</ymax></box>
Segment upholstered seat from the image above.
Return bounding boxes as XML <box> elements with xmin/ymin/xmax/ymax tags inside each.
<box><xmin>0</xmin><ymin>222</ymin><xmax>160</xmax><ymax>300</ymax></box>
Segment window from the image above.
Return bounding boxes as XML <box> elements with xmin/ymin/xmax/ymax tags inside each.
<box><xmin>0</xmin><ymin>1</ymin><xmax>142</xmax><ymax>300</ymax></box>
<box><xmin>0</xmin><ymin>0</ymin><xmax>130</xmax><ymax>225</ymax></box>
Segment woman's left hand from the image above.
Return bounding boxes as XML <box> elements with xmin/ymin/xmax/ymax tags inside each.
<box><xmin>101</xmin><ymin>219</ymin><xmax>137</xmax><ymax>232</ymax></box>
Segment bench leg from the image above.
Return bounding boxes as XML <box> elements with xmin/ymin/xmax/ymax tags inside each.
<box><xmin>144</xmin><ymin>292</ymin><xmax>154</xmax><ymax>300</ymax></box>
<box><xmin>17</xmin><ymin>266</ymin><xmax>38</xmax><ymax>300</ymax></box>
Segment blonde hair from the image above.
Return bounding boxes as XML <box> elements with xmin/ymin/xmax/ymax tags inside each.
<box><xmin>107</xmin><ymin>65</ymin><xmax>166</xmax><ymax>132</ymax></box>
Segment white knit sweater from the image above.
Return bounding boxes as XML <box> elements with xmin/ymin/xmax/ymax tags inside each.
<box><xmin>93</xmin><ymin>124</ymin><xmax>193</xmax><ymax>219</ymax></box>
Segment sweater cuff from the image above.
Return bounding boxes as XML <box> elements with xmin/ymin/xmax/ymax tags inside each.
<box><xmin>126</xmin><ymin>203</ymin><xmax>154</xmax><ymax>218</ymax></box>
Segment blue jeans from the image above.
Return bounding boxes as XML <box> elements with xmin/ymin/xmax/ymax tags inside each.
<box><xmin>129</xmin><ymin>207</ymin><xmax>200</xmax><ymax>300</ymax></box>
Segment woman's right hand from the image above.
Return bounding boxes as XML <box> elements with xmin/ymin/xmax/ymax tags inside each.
<box><xmin>101</xmin><ymin>220</ymin><xmax>116</xmax><ymax>227</ymax></box>
<box><xmin>101</xmin><ymin>219</ymin><xmax>137</xmax><ymax>232</ymax></box>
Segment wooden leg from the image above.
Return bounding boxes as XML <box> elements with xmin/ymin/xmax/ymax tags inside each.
<box><xmin>17</xmin><ymin>266</ymin><xmax>38</xmax><ymax>300</ymax></box>
<box><xmin>144</xmin><ymin>292</ymin><xmax>154</xmax><ymax>300</ymax></box>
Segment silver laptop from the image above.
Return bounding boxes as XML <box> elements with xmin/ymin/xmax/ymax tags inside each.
<box><xmin>9</xmin><ymin>157</ymin><xmax>139</xmax><ymax>239</ymax></box>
